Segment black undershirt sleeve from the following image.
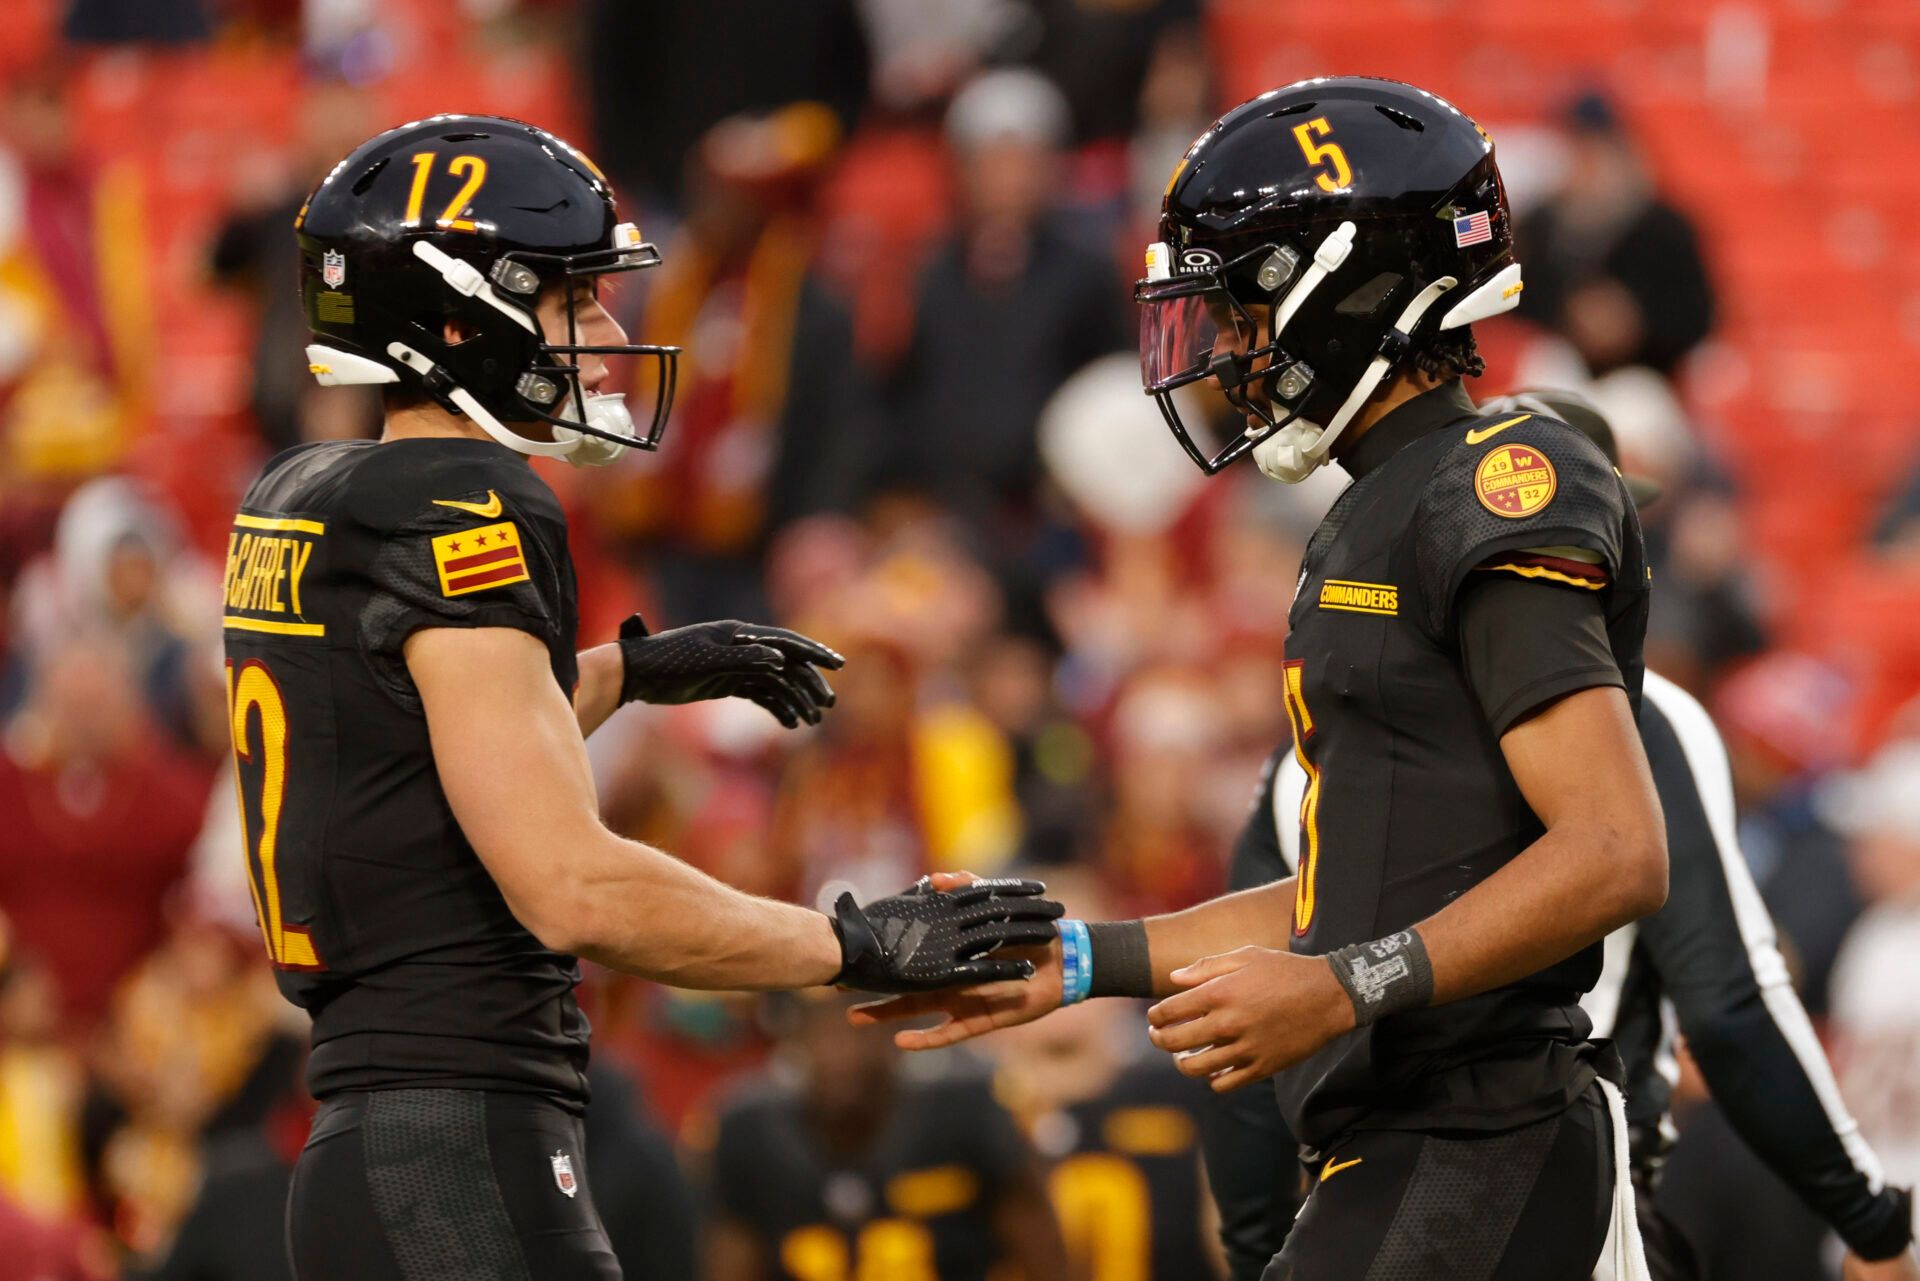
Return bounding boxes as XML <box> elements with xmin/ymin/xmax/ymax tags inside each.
<box><xmin>1456</xmin><ymin>573</ymin><xmax>1623</xmax><ymax>736</ymax></box>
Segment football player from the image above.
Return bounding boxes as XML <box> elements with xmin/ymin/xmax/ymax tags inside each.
<box><xmin>1196</xmin><ymin>391</ymin><xmax>1919</xmax><ymax>1281</ymax></box>
<box><xmin>988</xmin><ymin>985</ymin><xmax>1217</xmax><ymax>1281</ymax></box>
<box><xmin>857</xmin><ymin>78</ymin><xmax>1669</xmax><ymax>1279</ymax></box>
<box><xmin>223</xmin><ymin>114</ymin><xmax>1063</xmax><ymax>1280</ymax></box>
<box><xmin>703</xmin><ymin>992</ymin><xmax>1067</xmax><ymax>1281</ymax></box>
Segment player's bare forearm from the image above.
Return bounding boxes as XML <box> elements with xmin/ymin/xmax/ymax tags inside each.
<box><xmin>1419</xmin><ymin>683</ymin><xmax>1666</xmax><ymax>1004</ymax></box>
<box><xmin>572</xmin><ymin>642</ymin><xmax>625</xmax><ymax>737</ymax></box>
<box><xmin>566</xmin><ymin>831</ymin><xmax>843</xmax><ymax>988</ymax></box>
<box><xmin>1141</xmin><ymin>878</ymin><xmax>1298</xmax><ymax>995</ymax></box>
<box><xmin>411</xmin><ymin>625</ymin><xmax>841</xmax><ymax>990</ymax></box>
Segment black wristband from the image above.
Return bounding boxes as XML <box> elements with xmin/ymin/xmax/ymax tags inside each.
<box><xmin>1087</xmin><ymin>920</ymin><xmax>1153</xmax><ymax>999</ymax></box>
<box><xmin>1849</xmin><ymin>1186</ymin><xmax>1915</xmax><ymax>1262</ymax></box>
<box><xmin>1326</xmin><ymin>929</ymin><xmax>1434</xmax><ymax>1027</ymax></box>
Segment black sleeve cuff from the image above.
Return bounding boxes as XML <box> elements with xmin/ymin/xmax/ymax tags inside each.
<box><xmin>1087</xmin><ymin>920</ymin><xmax>1154</xmax><ymax>999</ymax></box>
<box><xmin>1848</xmin><ymin>1186</ymin><xmax>1915</xmax><ymax>1262</ymax></box>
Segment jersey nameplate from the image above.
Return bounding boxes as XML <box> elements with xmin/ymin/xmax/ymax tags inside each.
<box><xmin>1474</xmin><ymin>444</ymin><xmax>1557</xmax><ymax>518</ymax></box>
<box><xmin>431</xmin><ymin>520</ymin><xmax>531</xmax><ymax>597</ymax></box>
<box><xmin>223</xmin><ymin>514</ymin><xmax>325</xmax><ymax>637</ymax></box>
<box><xmin>1318</xmin><ymin>579</ymin><xmax>1399</xmax><ymax>616</ymax></box>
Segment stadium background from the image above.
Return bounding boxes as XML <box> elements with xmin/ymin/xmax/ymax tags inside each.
<box><xmin>0</xmin><ymin>0</ymin><xmax>1917</xmax><ymax>1277</ymax></box>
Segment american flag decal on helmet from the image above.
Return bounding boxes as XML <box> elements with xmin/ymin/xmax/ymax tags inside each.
<box><xmin>1453</xmin><ymin>211</ymin><xmax>1493</xmax><ymax>248</ymax></box>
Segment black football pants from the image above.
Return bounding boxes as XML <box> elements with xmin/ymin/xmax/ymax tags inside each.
<box><xmin>1261</xmin><ymin>1084</ymin><xmax>1614</xmax><ymax>1281</ymax></box>
<box><xmin>287</xmin><ymin>1088</ymin><xmax>621</xmax><ymax>1281</ymax></box>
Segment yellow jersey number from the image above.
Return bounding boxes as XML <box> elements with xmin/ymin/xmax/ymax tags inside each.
<box><xmin>227</xmin><ymin>659</ymin><xmax>321</xmax><ymax>969</ymax></box>
<box><xmin>779</xmin><ymin>1221</ymin><xmax>936</xmax><ymax>1281</ymax></box>
<box><xmin>1050</xmin><ymin>1153</ymin><xmax>1151</xmax><ymax>1281</ymax></box>
<box><xmin>1281</xmin><ymin>659</ymin><xmax>1324</xmax><ymax>936</ymax></box>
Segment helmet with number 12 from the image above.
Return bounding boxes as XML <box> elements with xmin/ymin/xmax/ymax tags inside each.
<box><xmin>297</xmin><ymin>114</ymin><xmax>679</xmax><ymax>465</ymax></box>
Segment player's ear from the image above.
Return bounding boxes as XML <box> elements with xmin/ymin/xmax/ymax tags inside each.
<box><xmin>443</xmin><ymin>316</ymin><xmax>476</xmax><ymax>345</ymax></box>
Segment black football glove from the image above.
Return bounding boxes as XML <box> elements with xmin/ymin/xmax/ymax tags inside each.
<box><xmin>617</xmin><ymin>614</ymin><xmax>844</xmax><ymax>728</ymax></box>
<box><xmin>829</xmin><ymin>877</ymin><xmax>1065</xmax><ymax>993</ymax></box>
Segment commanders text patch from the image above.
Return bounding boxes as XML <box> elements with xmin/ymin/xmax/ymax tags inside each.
<box><xmin>1474</xmin><ymin>444</ymin><xmax>1557</xmax><ymax>518</ymax></box>
<box><xmin>1318</xmin><ymin>579</ymin><xmax>1399</xmax><ymax>616</ymax></box>
<box><xmin>431</xmin><ymin>520</ymin><xmax>530</xmax><ymax>597</ymax></box>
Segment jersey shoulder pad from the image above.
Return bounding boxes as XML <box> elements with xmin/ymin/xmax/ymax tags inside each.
<box><xmin>345</xmin><ymin>443</ymin><xmax>567</xmax><ymax>658</ymax></box>
<box><xmin>1410</xmin><ymin>412</ymin><xmax>1627</xmax><ymax>635</ymax></box>
<box><xmin>344</xmin><ymin>440</ymin><xmax>563</xmax><ymax>537</ymax></box>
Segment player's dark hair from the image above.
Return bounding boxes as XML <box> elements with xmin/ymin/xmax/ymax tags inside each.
<box><xmin>1410</xmin><ymin>326</ymin><xmax>1484</xmax><ymax>381</ymax></box>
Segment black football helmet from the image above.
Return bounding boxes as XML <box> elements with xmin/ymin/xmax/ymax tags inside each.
<box><xmin>1136</xmin><ymin>77</ymin><xmax>1524</xmax><ymax>479</ymax></box>
<box><xmin>297</xmin><ymin>114</ymin><xmax>679</xmax><ymax>463</ymax></box>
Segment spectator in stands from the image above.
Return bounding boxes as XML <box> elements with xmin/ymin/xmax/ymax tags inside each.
<box><xmin>1026</xmin><ymin>0</ymin><xmax>1199</xmax><ymax>149</ymax></box>
<box><xmin>605</xmin><ymin>103</ymin><xmax>880</xmax><ymax>622</ymax></box>
<box><xmin>1717</xmin><ymin>652</ymin><xmax>1864</xmax><ymax>1015</ymax></box>
<box><xmin>209</xmin><ymin>80</ymin><xmax>381</xmax><ymax>455</ymax></box>
<box><xmin>583</xmin><ymin>0</ymin><xmax>868</xmax><ymax>210</ymax></box>
<box><xmin>9</xmin><ymin>477</ymin><xmax>218</xmax><ymax>752</ymax></box>
<box><xmin>0</xmin><ymin>1188</ymin><xmax>110</xmax><ymax>1281</ymax></box>
<box><xmin>1827</xmin><ymin>740</ymin><xmax>1920</xmax><ymax>1194</ymax></box>
<box><xmin>884</xmin><ymin>68</ymin><xmax>1127</xmax><ymax>598</ymax></box>
<box><xmin>0</xmin><ymin>62</ymin><xmax>152</xmax><ymax>496</ymax></box>
<box><xmin>0</xmin><ymin>910</ymin><xmax>88</xmax><ymax>1222</ymax></box>
<box><xmin>1516</xmin><ymin>91</ymin><xmax>1716</xmax><ymax>378</ymax></box>
<box><xmin>0</xmin><ymin>635</ymin><xmax>213</xmax><ymax>1032</ymax></box>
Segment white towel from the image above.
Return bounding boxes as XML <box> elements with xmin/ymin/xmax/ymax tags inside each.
<box><xmin>1592</xmin><ymin>1078</ymin><xmax>1654</xmax><ymax>1281</ymax></box>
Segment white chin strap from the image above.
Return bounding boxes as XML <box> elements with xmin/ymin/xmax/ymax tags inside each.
<box><xmin>1253</xmin><ymin>275</ymin><xmax>1458</xmax><ymax>484</ymax></box>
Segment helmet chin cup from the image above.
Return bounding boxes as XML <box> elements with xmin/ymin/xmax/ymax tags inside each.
<box><xmin>1253</xmin><ymin>422</ymin><xmax>1326</xmax><ymax>484</ymax></box>
<box><xmin>552</xmin><ymin>393</ymin><xmax>637</xmax><ymax>468</ymax></box>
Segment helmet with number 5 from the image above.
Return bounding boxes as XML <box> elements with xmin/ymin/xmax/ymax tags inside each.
<box><xmin>1136</xmin><ymin>77</ymin><xmax>1523</xmax><ymax>480</ymax></box>
<box><xmin>297</xmin><ymin>113</ymin><xmax>679</xmax><ymax>463</ymax></box>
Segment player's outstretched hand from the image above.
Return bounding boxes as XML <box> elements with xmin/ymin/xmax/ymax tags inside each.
<box><xmin>616</xmin><ymin>614</ymin><xmax>844</xmax><ymax>727</ymax></box>
<box><xmin>1146</xmin><ymin>946</ymin><xmax>1357</xmax><ymax>1093</ymax></box>
<box><xmin>846</xmin><ymin>871</ymin><xmax>1067</xmax><ymax>1048</ymax></box>
<box><xmin>829</xmin><ymin>875</ymin><xmax>1064</xmax><ymax>997</ymax></box>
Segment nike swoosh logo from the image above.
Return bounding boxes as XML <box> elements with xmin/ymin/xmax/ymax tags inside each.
<box><xmin>1463</xmin><ymin>414</ymin><xmax>1531</xmax><ymax>445</ymax></box>
<box><xmin>1320</xmin><ymin>1156</ymin><xmax>1363</xmax><ymax>1181</ymax></box>
<box><xmin>433</xmin><ymin>490</ymin><xmax>503</xmax><ymax>518</ymax></box>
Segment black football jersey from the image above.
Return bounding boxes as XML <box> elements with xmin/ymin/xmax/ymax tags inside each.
<box><xmin>1274</xmin><ymin>383</ymin><xmax>1649</xmax><ymax>1150</ymax></box>
<box><xmin>1037</xmin><ymin>1058</ymin><xmax>1213</xmax><ymax>1281</ymax></box>
<box><xmin>709</xmin><ymin>1078</ymin><xmax>1032</xmax><ymax>1281</ymax></box>
<box><xmin>221</xmin><ymin>437</ymin><xmax>589</xmax><ymax>1106</ymax></box>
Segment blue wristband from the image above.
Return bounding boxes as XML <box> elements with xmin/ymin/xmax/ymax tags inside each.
<box><xmin>1057</xmin><ymin>918</ymin><xmax>1093</xmax><ymax>1005</ymax></box>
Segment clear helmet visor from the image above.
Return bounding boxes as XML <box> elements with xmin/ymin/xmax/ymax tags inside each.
<box><xmin>1137</xmin><ymin>278</ymin><xmax>1254</xmax><ymax>392</ymax></box>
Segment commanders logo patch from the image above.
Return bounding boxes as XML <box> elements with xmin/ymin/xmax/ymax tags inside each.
<box><xmin>431</xmin><ymin>520</ymin><xmax>530</xmax><ymax>596</ymax></box>
<box><xmin>1317</xmin><ymin>579</ymin><xmax>1399</xmax><ymax>616</ymax></box>
<box><xmin>1474</xmin><ymin>444</ymin><xmax>1557</xmax><ymax>518</ymax></box>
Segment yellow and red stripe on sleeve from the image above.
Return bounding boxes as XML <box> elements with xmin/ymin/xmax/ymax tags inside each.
<box><xmin>1474</xmin><ymin>549</ymin><xmax>1610</xmax><ymax>591</ymax></box>
<box><xmin>431</xmin><ymin>521</ymin><xmax>531</xmax><ymax>597</ymax></box>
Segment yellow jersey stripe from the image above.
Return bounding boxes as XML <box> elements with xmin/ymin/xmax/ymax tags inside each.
<box><xmin>234</xmin><ymin>514</ymin><xmax>326</xmax><ymax>535</ymax></box>
<box><xmin>223</xmin><ymin>615</ymin><xmax>326</xmax><ymax>636</ymax></box>
<box><xmin>1481</xmin><ymin>563</ymin><xmax>1605</xmax><ymax>591</ymax></box>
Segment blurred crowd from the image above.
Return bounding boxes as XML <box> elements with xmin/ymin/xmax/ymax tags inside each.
<box><xmin>0</xmin><ymin>1</ymin><xmax>1917</xmax><ymax>1279</ymax></box>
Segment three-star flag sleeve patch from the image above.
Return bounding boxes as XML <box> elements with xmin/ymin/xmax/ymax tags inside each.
<box><xmin>431</xmin><ymin>521</ymin><xmax>530</xmax><ymax>597</ymax></box>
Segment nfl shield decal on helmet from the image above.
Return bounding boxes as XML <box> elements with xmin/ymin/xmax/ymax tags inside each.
<box><xmin>321</xmin><ymin>249</ymin><xmax>346</xmax><ymax>288</ymax></box>
<box><xmin>551</xmin><ymin>1149</ymin><xmax>578</xmax><ymax>1197</ymax></box>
